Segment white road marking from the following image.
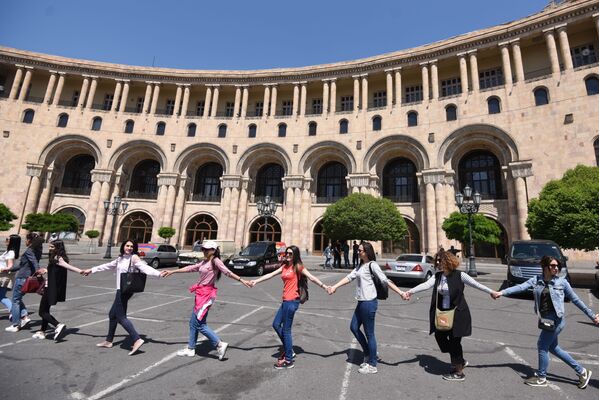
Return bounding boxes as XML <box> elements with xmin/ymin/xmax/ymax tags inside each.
<box><xmin>128</xmin><ymin>317</ymin><xmax>164</xmax><ymax>323</ymax></box>
<box><xmin>338</xmin><ymin>339</ymin><xmax>358</xmax><ymax>400</ymax></box>
<box><xmin>67</xmin><ymin>291</ymin><xmax>115</xmax><ymax>301</ymax></box>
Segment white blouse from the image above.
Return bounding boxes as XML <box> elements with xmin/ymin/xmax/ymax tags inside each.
<box><xmin>91</xmin><ymin>254</ymin><xmax>160</xmax><ymax>290</ymax></box>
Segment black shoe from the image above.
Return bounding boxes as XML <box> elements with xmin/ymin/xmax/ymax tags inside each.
<box><xmin>442</xmin><ymin>372</ymin><xmax>465</xmax><ymax>382</ymax></box>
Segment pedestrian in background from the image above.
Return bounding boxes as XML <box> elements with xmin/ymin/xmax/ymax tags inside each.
<box><xmin>342</xmin><ymin>241</ymin><xmax>350</xmax><ymax>269</ymax></box>
<box><xmin>0</xmin><ymin>235</ymin><xmax>29</xmax><ymax>323</ymax></box>
<box><xmin>352</xmin><ymin>241</ymin><xmax>359</xmax><ymax>268</ymax></box>
<box><xmin>494</xmin><ymin>255</ymin><xmax>599</xmax><ymax>389</ymax></box>
<box><xmin>333</xmin><ymin>241</ymin><xmax>341</xmax><ymax>269</ymax></box>
<box><xmin>323</xmin><ymin>243</ymin><xmax>332</xmax><ymax>269</ymax></box>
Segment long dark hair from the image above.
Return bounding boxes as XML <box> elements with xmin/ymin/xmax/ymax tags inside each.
<box><xmin>7</xmin><ymin>234</ymin><xmax>21</xmax><ymax>259</ymax></box>
<box><xmin>541</xmin><ymin>255</ymin><xmax>561</xmax><ymax>271</ymax></box>
<box><xmin>359</xmin><ymin>242</ymin><xmax>376</xmax><ymax>265</ymax></box>
<box><xmin>285</xmin><ymin>245</ymin><xmax>303</xmax><ymax>274</ymax></box>
<box><xmin>209</xmin><ymin>247</ymin><xmax>222</xmax><ymax>281</ymax></box>
<box><xmin>49</xmin><ymin>240</ymin><xmax>69</xmax><ymax>264</ymax></box>
<box><xmin>119</xmin><ymin>239</ymin><xmax>139</xmax><ymax>256</ymax></box>
<box><xmin>28</xmin><ymin>233</ymin><xmax>44</xmax><ymax>261</ymax></box>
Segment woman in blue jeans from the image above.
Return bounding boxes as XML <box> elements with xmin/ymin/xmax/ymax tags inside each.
<box><xmin>496</xmin><ymin>255</ymin><xmax>599</xmax><ymax>389</ymax></box>
<box><xmin>0</xmin><ymin>235</ymin><xmax>28</xmax><ymax>322</ymax></box>
<box><xmin>329</xmin><ymin>242</ymin><xmax>406</xmax><ymax>374</ymax></box>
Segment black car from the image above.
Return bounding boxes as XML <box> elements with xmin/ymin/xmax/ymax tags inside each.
<box><xmin>226</xmin><ymin>241</ymin><xmax>280</xmax><ymax>276</ymax></box>
<box><xmin>506</xmin><ymin>240</ymin><xmax>569</xmax><ymax>286</ymax></box>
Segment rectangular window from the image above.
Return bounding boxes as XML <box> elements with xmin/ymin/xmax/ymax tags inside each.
<box><xmin>373</xmin><ymin>90</ymin><xmax>387</xmax><ymax>107</ymax></box>
<box><xmin>165</xmin><ymin>99</ymin><xmax>175</xmax><ymax>115</ymax></box>
<box><xmin>404</xmin><ymin>85</ymin><xmax>423</xmax><ymax>103</ymax></box>
<box><xmin>103</xmin><ymin>94</ymin><xmax>114</xmax><ymax>111</ymax></box>
<box><xmin>136</xmin><ymin>97</ymin><xmax>144</xmax><ymax>113</ymax></box>
<box><xmin>479</xmin><ymin>68</ymin><xmax>504</xmax><ymax>90</ymax></box>
<box><xmin>441</xmin><ymin>77</ymin><xmax>462</xmax><ymax>97</ymax></box>
<box><xmin>225</xmin><ymin>102</ymin><xmax>235</xmax><ymax>117</ymax></box>
<box><xmin>71</xmin><ymin>90</ymin><xmax>80</xmax><ymax>107</ymax></box>
<box><xmin>340</xmin><ymin>96</ymin><xmax>353</xmax><ymax>111</ymax></box>
<box><xmin>312</xmin><ymin>98</ymin><xmax>322</xmax><ymax>114</ymax></box>
<box><xmin>282</xmin><ymin>100</ymin><xmax>293</xmax><ymax>116</ymax></box>
<box><xmin>571</xmin><ymin>44</ymin><xmax>598</xmax><ymax>68</ymax></box>
<box><xmin>255</xmin><ymin>101</ymin><xmax>264</xmax><ymax>116</ymax></box>
<box><xmin>196</xmin><ymin>100</ymin><xmax>205</xmax><ymax>116</ymax></box>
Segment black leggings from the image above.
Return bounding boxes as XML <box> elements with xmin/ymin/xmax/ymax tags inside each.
<box><xmin>39</xmin><ymin>292</ymin><xmax>59</xmax><ymax>331</ymax></box>
<box><xmin>106</xmin><ymin>290</ymin><xmax>139</xmax><ymax>342</ymax></box>
<box><xmin>434</xmin><ymin>330</ymin><xmax>464</xmax><ymax>366</ymax></box>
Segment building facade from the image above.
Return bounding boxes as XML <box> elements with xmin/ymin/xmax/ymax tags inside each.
<box><xmin>1</xmin><ymin>0</ymin><xmax>599</xmax><ymax>259</ymax></box>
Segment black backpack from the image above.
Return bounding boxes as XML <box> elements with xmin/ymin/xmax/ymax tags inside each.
<box><xmin>368</xmin><ymin>262</ymin><xmax>388</xmax><ymax>300</ymax></box>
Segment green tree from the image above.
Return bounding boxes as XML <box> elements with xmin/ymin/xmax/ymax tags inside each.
<box><xmin>22</xmin><ymin>213</ymin><xmax>79</xmax><ymax>233</ymax></box>
<box><xmin>321</xmin><ymin>193</ymin><xmax>408</xmax><ymax>242</ymax></box>
<box><xmin>158</xmin><ymin>226</ymin><xmax>176</xmax><ymax>243</ymax></box>
<box><xmin>0</xmin><ymin>203</ymin><xmax>17</xmax><ymax>231</ymax></box>
<box><xmin>442</xmin><ymin>212</ymin><xmax>502</xmax><ymax>256</ymax></box>
<box><xmin>526</xmin><ymin>165</ymin><xmax>599</xmax><ymax>251</ymax></box>
<box><xmin>85</xmin><ymin>230</ymin><xmax>100</xmax><ymax>239</ymax></box>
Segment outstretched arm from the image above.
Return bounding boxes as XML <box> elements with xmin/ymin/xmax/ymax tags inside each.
<box><xmin>249</xmin><ymin>267</ymin><xmax>283</xmax><ymax>287</ymax></box>
<box><xmin>301</xmin><ymin>267</ymin><xmax>329</xmax><ymax>292</ymax></box>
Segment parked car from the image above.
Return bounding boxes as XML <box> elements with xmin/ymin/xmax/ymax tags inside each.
<box><xmin>225</xmin><ymin>241</ymin><xmax>280</xmax><ymax>276</ymax></box>
<box><xmin>176</xmin><ymin>240</ymin><xmax>237</xmax><ymax>268</ymax></box>
<box><xmin>138</xmin><ymin>243</ymin><xmax>179</xmax><ymax>268</ymax></box>
<box><xmin>506</xmin><ymin>240</ymin><xmax>569</xmax><ymax>286</ymax></box>
<box><xmin>382</xmin><ymin>253</ymin><xmax>435</xmax><ymax>283</ymax></box>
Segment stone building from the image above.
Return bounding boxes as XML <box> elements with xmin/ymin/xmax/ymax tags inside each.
<box><xmin>1</xmin><ymin>0</ymin><xmax>598</xmax><ymax>260</ymax></box>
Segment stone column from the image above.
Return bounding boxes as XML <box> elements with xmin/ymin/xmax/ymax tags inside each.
<box><xmin>93</xmin><ymin>180</ymin><xmax>113</xmax><ymax>233</ymax></box>
<box><xmin>181</xmin><ymin>85</ymin><xmax>191</xmax><ymax>117</ymax></box>
<box><xmin>556</xmin><ymin>24</ymin><xmax>573</xmax><ymax>71</ymax></box>
<box><xmin>143</xmin><ymin>82</ymin><xmax>153</xmax><ymax>114</ymax></box>
<box><xmin>110</xmin><ymin>80</ymin><xmax>122</xmax><ymax>112</ymax></box>
<box><xmin>544</xmin><ymin>29</ymin><xmax>560</xmax><ymax>75</ymax></box>
<box><xmin>37</xmin><ymin>167</ymin><xmax>56</xmax><ymax>214</ymax></box>
<box><xmin>77</xmin><ymin>76</ymin><xmax>90</xmax><ymax>108</ymax></box>
<box><xmin>299</xmin><ymin>179</ymin><xmax>312</xmax><ymax>252</ymax></box>
<box><xmin>155</xmin><ymin>174</ymin><xmax>178</xmax><ymax>229</ymax></box>
<box><xmin>322</xmin><ymin>80</ymin><xmax>330</xmax><ymax>116</ymax></box>
<box><xmin>420</xmin><ymin>63</ymin><xmax>429</xmax><ymax>102</ymax></box>
<box><xmin>203</xmin><ymin>86</ymin><xmax>213</xmax><ymax>118</ymax></box>
<box><xmin>17</xmin><ymin>67</ymin><xmax>33</xmax><ymax>101</ymax></box>
<box><xmin>502</xmin><ymin>167</ymin><xmax>520</xmax><ymax>242</ymax></box>
<box><xmin>594</xmin><ymin>14</ymin><xmax>599</xmax><ymax>42</ymax></box>
<box><xmin>220</xmin><ymin>187</ymin><xmax>232</xmax><ymax>239</ymax></box>
<box><xmin>173</xmin><ymin>85</ymin><xmax>183</xmax><ymax>117</ymax></box>
<box><xmin>118</xmin><ymin>80</ymin><xmax>130</xmax><ymax>113</ymax></box>
<box><xmin>86</xmin><ymin>170</ymin><xmax>113</xmax><ymax>232</ymax></box>
<box><xmin>234</xmin><ymin>179</ymin><xmax>250</xmax><ymax>247</ymax></box>
<box><xmin>86</xmin><ymin>77</ymin><xmax>98</xmax><ymax>109</ymax></box>
<box><xmin>240</xmin><ymin>85</ymin><xmax>249</xmax><ymax>118</ymax></box>
<box><xmin>445</xmin><ymin>173</ymin><xmax>456</xmax><ymax>219</ymax></box>
<box><xmin>330</xmin><ymin>79</ymin><xmax>337</xmax><ymax>113</ymax></box>
<box><xmin>425</xmin><ymin>182</ymin><xmax>437</xmax><ymax>253</ymax></box>
<box><xmin>361</xmin><ymin>74</ymin><xmax>368</xmax><ymax>112</ymax></box>
<box><xmin>233</xmin><ymin>85</ymin><xmax>242</xmax><ymax>118</ymax></box>
<box><xmin>210</xmin><ymin>85</ymin><xmax>220</xmax><ymax>117</ymax></box>
<box><xmin>300</xmin><ymin>82</ymin><xmax>307</xmax><ymax>116</ymax></box>
<box><xmin>292</xmin><ymin>83</ymin><xmax>300</xmax><ymax>116</ymax></box>
<box><xmin>499</xmin><ymin>42</ymin><xmax>513</xmax><ymax>86</ymax></box>
<box><xmin>269</xmin><ymin>85</ymin><xmax>277</xmax><ymax>117</ymax></box>
<box><xmin>282</xmin><ymin>177</ymin><xmax>301</xmax><ymax>244</ymax></box>
<box><xmin>423</xmin><ymin>171</ymin><xmax>443</xmax><ymax>252</ymax></box>
<box><xmin>22</xmin><ymin>164</ymin><xmax>44</xmax><ymax>219</ymax></box>
<box><xmin>394</xmin><ymin>69</ymin><xmax>402</xmax><ymax>106</ymax></box>
<box><xmin>353</xmin><ymin>76</ymin><xmax>360</xmax><ymax>112</ymax></box>
<box><xmin>511</xmin><ymin>39</ymin><xmax>525</xmax><ymax>83</ymax></box>
<box><xmin>43</xmin><ymin>71</ymin><xmax>58</xmax><ymax>105</ymax></box>
<box><xmin>163</xmin><ymin>183</ymin><xmax>178</xmax><ymax>228</ymax></box>
<box><xmin>150</xmin><ymin>83</ymin><xmax>161</xmax><ymax>114</ymax></box>
<box><xmin>172</xmin><ymin>178</ymin><xmax>188</xmax><ymax>247</ymax></box>
<box><xmin>262</xmin><ymin>85</ymin><xmax>271</xmax><ymax>118</ymax></box>
<box><xmin>227</xmin><ymin>185</ymin><xmax>240</xmax><ymax>239</ymax></box>
<box><xmin>458</xmin><ymin>54</ymin><xmax>469</xmax><ymax>94</ymax></box>
<box><xmin>220</xmin><ymin>175</ymin><xmax>242</xmax><ymax>239</ymax></box>
<box><xmin>430</xmin><ymin>60</ymin><xmax>439</xmax><ymax>100</ymax></box>
<box><xmin>435</xmin><ymin>181</ymin><xmax>447</xmax><ymax>248</ymax></box>
<box><xmin>468</xmin><ymin>51</ymin><xmax>479</xmax><ymax>92</ymax></box>
<box><xmin>509</xmin><ymin>162</ymin><xmax>533</xmax><ymax>240</ymax></box>
<box><xmin>292</xmin><ymin>187</ymin><xmax>302</xmax><ymax>244</ymax></box>
<box><xmin>51</xmin><ymin>73</ymin><xmax>65</xmax><ymax>106</ymax></box>
<box><xmin>9</xmin><ymin>66</ymin><xmax>24</xmax><ymax>100</ymax></box>
<box><xmin>385</xmin><ymin>70</ymin><xmax>393</xmax><ymax>109</ymax></box>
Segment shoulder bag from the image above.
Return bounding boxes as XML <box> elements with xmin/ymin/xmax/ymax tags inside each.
<box><xmin>368</xmin><ymin>262</ymin><xmax>388</xmax><ymax>300</ymax></box>
<box><xmin>22</xmin><ymin>275</ymin><xmax>45</xmax><ymax>294</ymax></box>
<box><xmin>120</xmin><ymin>258</ymin><xmax>147</xmax><ymax>295</ymax></box>
<box><xmin>296</xmin><ymin>266</ymin><xmax>309</xmax><ymax>304</ymax></box>
<box><xmin>434</xmin><ymin>282</ymin><xmax>455</xmax><ymax>331</ymax></box>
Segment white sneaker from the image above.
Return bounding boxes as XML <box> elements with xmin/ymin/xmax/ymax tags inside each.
<box><xmin>5</xmin><ymin>325</ymin><xmax>19</xmax><ymax>332</ymax></box>
<box><xmin>20</xmin><ymin>316</ymin><xmax>31</xmax><ymax>329</ymax></box>
<box><xmin>176</xmin><ymin>347</ymin><xmax>195</xmax><ymax>357</ymax></box>
<box><xmin>54</xmin><ymin>323</ymin><xmax>66</xmax><ymax>341</ymax></box>
<box><xmin>32</xmin><ymin>331</ymin><xmax>46</xmax><ymax>339</ymax></box>
<box><xmin>217</xmin><ymin>342</ymin><xmax>228</xmax><ymax>360</ymax></box>
<box><xmin>358</xmin><ymin>364</ymin><xmax>378</xmax><ymax>374</ymax></box>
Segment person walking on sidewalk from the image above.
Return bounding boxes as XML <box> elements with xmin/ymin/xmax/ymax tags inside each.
<box><xmin>494</xmin><ymin>255</ymin><xmax>599</xmax><ymax>389</ymax></box>
<box><xmin>161</xmin><ymin>240</ymin><xmax>250</xmax><ymax>361</ymax></box>
<box><xmin>323</xmin><ymin>243</ymin><xmax>332</xmax><ymax>270</ymax></box>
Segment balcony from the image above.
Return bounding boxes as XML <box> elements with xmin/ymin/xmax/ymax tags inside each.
<box><xmin>126</xmin><ymin>191</ymin><xmax>158</xmax><ymax>200</ymax></box>
<box><xmin>56</xmin><ymin>186</ymin><xmax>92</xmax><ymax>196</ymax></box>
<box><xmin>190</xmin><ymin>194</ymin><xmax>221</xmax><ymax>202</ymax></box>
<box><xmin>24</xmin><ymin>96</ymin><xmax>43</xmax><ymax>104</ymax></box>
<box><xmin>58</xmin><ymin>100</ymin><xmax>76</xmax><ymax>108</ymax></box>
<box><xmin>91</xmin><ymin>103</ymin><xmax>110</xmax><ymax>111</ymax></box>
<box><xmin>155</xmin><ymin>108</ymin><xmax>173</xmax><ymax>116</ymax></box>
<box><xmin>124</xmin><ymin>106</ymin><xmax>142</xmax><ymax>114</ymax></box>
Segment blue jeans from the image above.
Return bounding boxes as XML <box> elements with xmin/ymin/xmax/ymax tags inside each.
<box><xmin>188</xmin><ymin>309</ymin><xmax>220</xmax><ymax>349</ymax></box>
<box><xmin>9</xmin><ymin>278</ymin><xmax>28</xmax><ymax>326</ymax></box>
<box><xmin>106</xmin><ymin>290</ymin><xmax>139</xmax><ymax>342</ymax></box>
<box><xmin>350</xmin><ymin>299</ymin><xmax>378</xmax><ymax>366</ymax></box>
<box><xmin>0</xmin><ymin>286</ymin><xmax>13</xmax><ymax>312</ymax></box>
<box><xmin>272</xmin><ymin>300</ymin><xmax>299</xmax><ymax>361</ymax></box>
<box><xmin>537</xmin><ymin>315</ymin><xmax>583</xmax><ymax>377</ymax></box>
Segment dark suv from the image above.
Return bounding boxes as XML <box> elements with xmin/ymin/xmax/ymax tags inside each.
<box><xmin>506</xmin><ymin>240</ymin><xmax>569</xmax><ymax>286</ymax></box>
<box><xmin>225</xmin><ymin>241</ymin><xmax>280</xmax><ymax>276</ymax></box>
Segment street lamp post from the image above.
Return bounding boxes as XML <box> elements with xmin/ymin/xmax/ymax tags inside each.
<box><xmin>103</xmin><ymin>195</ymin><xmax>129</xmax><ymax>259</ymax></box>
<box><xmin>256</xmin><ymin>195</ymin><xmax>278</xmax><ymax>241</ymax></box>
<box><xmin>455</xmin><ymin>185</ymin><xmax>482</xmax><ymax>277</ymax></box>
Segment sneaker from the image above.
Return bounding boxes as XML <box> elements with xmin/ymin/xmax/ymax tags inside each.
<box><xmin>20</xmin><ymin>316</ymin><xmax>31</xmax><ymax>329</ymax></box>
<box><xmin>443</xmin><ymin>372</ymin><xmax>466</xmax><ymax>381</ymax></box>
<box><xmin>32</xmin><ymin>331</ymin><xmax>46</xmax><ymax>339</ymax></box>
<box><xmin>358</xmin><ymin>364</ymin><xmax>378</xmax><ymax>374</ymax></box>
<box><xmin>5</xmin><ymin>325</ymin><xmax>19</xmax><ymax>332</ymax></box>
<box><xmin>216</xmin><ymin>342</ymin><xmax>228</xmax><ymax>360</ymax></box>
<box><xmin>177</xmin><ymin>347</ymin><xmax>195</xmax><ymax>357</ymax></box>
<box><xmin>54</xmin><ymin>323</ymin><xmax>66</xmax><ymax>341</ymax></box>
<box><xmin>278</xmin><ymin>351</ymin><xmax>297</xmax><ymax>360</ymax></box>
<box><xmin>578</xmin><ymin>368</ymin><xmax>592</xmax><ymax>389</ymax></box>
<box><xmin>274</xmin><ymin>358</ymin><xmax>295</xmax><ymax>370</ymax></box>
<box><xmin>524</xmin><ymin>374</ymin><xmax>547</xmax><ymax>387</ymax></box>
<box><xmin>450</xmin><ymin>360</ymin><xmax>469</xmax><ymax>373</ymax></box>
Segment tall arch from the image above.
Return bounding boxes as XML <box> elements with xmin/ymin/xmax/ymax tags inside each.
<box><xmin>107</xmin><ymin>140</ymin><xmax>168</xmax><ymax>171</ymax></box>
<box><xmin>363</xmin><ymin>134</ymin><xmax>429</xmax><ymax>176</ymax></box>
<box><xmin>298</xmin><ymin>140</ymin><xmax>356</xmax><ymax>177</ymax></box>
<box><xmin>38</xmin><ymin>135</ymin><xmax>102</xmax><ymax>167</ymax></box>
<box><xmin>236</xmin><ymin>143</ymin><xmax>291</xmax><ymax>177</ymax></box>
<box><xmin>173</xmin><ymin>142</ymin><xmax>230</xmax><ymax>177</ymax></box>
<box><xmin>118</xmin><ymin>211</ymin><xmax>154</xmax><ymax>243</ymax></box>
<box><xmin>185</xmin><ymin>213</ymin><xmax>218</xmax><ymax>246</ymax></box>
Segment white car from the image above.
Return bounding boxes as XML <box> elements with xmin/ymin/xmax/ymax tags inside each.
<box><xmin>382</xmin><ymin>253</ymin><xmax>435</xmax><ymax>283</ymax></box>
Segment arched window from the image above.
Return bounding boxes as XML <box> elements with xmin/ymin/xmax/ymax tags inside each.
<box><xmin>185</xmin><ymin>214</ymin><xmax>218</xmax><ymax>246</ymax></box>
<box><xmin>128</xmin><ymin>160</ymin><xmax>160</xmax><ymax>199</ymax></box>
<box><xmin>383</xmin><ymin>218</ymin><xmax>421</xmax><ymax>255</ymax></box>
<box><xmin>382</xmin><ymin>158</ymin><xmax>418</xmax><ymax>203</ymax></box>
<box><xmin>57</xmin><ymin>113</ymin><xmax>69</xmax><ymax>128</ymax></box>
<box><xmin>248</xmin><ymin>124</ymin><xmax>257</xmax><ymax>138</ymax></box>
<box><xmin>218</xmin><ymin>124</ymin><xmax>227</xmax><ymax>138</ymax></box>
<box><xmin>91</xmin><ymin>116</ymin><xmax>102</xmax><ymax>131</ymax></box>
<box><xmin>59</xmin><ymin>154</ymin><xmax>95</xmax><ymax>195</ymax></box>
<box><xmin>317</xmin><ymin>161</ymin><xmax>348</xmax><ymax>203</ymax></box>
<box><xmin>445</xmin><ymin>105</ymin><xmax>457</xmax><ymax>121</ymax></box>
<box><xmin>255</xmin><ymin>163</ymin><xmax>284</xmax><ymax>203</ymax></box>
<box><xmin>594</xmin><ymin>137</ymin><xmax>599</xmax><ymax>166</ymax></box>
<box><xmin>534</xmin><ymin>87</ymin><xmax>549</xmax><ymax>106</ymax></box>
<box><xmin>372</xmin><ymin>115</ymin><xmax>382</xmax><ymax>131</ymax></box>
<box><xmin>308</xmin><ymin>121</ymin><xmax>317</xmax><ymax>136</ymax></box>
<box><xmin>118</xmin><ymin>212</ymin><xmax>153</xmax><ymax>243</ymax></box>
<box><xmin>56</xmin><ymin>208</ymin><xmax>85</xmax><ymax>236</ymax></box>
<box><xmin>249</xmin><ymin>217</ymin><xmax>282</xmax><ymax>242</ymax></box>
<box><xmin>458</xmin><ymin>151</ymin><xmax>503</xmax><ymax>200</ymax></box>
<box><xmin>124</xmin><ymin>120</ymin><xmax>134</xmax><ymax>134</ymax></box>
<box><xmin>339</xmin><ymin>119</ymin><xmax>349</xmax><ymax>134</ymax></box>
<box><xmin>407</xmin><ymin>111</ymin><xmax>418</xmax><ymax>127</ymax></box>
<box><xmin>156</xmin><ymin>121</ymin><xmax>166</xmax><ymax>136</ymax></box>
<box><xmin>187</xmin><ymin>123</ymin><xmax>197</xmax><ymax>137</ymax></box>
<box><xmin>487</xmin><ymin>97</ymin><xmax>501</xmax><ymax>114</ymax></box>
<box><xmin>192</xmin><ymin>163</ymin><xmax>223</xmax><ymax>202</ymax></box>
<box><xmin>22</xmin><ymin>109</ymin><xmax>34</xmax><ymax>124</ymax></box>
<box><xmin>278</xmin><ymin>123</ymin><xmax>287</xmax><ymax>137</ymax></box>
<box><xmin>585</xmin><ymin>76</ymin><xmax>599</xmax><ymax>96</ymax></box>
<box><xmin>312</xmin><ymin>220</ymin><xmax>330</xmax><ymax>254</ymax></box>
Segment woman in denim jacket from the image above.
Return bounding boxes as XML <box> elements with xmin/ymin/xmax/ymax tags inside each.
<box><xmin>496</xmin><ymin>255</ymin><xmax>599</xmax><ymax>389</ymax></box>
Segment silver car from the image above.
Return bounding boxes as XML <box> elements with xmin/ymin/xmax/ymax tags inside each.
<box><xmin>382</xmin><ymin>253</ymin><xmax>435</xmax><ymax>283</ymax></box>
<box><xmin>139</xmin><ymin>243</ymin><xmax>179</xmax><ymax>268</ymax></box>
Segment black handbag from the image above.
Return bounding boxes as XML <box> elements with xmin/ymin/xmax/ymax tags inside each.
<box><xmin>369</xmin><ymin>262</ymin><xmax>388</xmax><ymax>300</ymax></box>
<box><xmin>296</xmin><ymin>268</ymin><xmax>309</xmax><ymax>304</ymax></box>
<box><xmin>120</xmin><ymin>259</ymin><xmax>147</xmax><ymax>295</ymax></box>
<box><xmin>538</xmin><ymin>317</ymin><xmax>556</xmax><ymax>331</ymax></box>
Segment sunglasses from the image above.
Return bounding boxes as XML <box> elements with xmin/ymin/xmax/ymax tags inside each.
<box><xmin>549</xmin><ymin>263</ymin><xmax>559</xmax><ymax>268</ymax></box>
<box><xmin>285</xmin><ymin>252</ymin><xmax>293</xmax><ymax>256</ymax></box>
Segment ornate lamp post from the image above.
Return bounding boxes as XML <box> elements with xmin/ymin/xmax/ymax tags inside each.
<box><xmin>455</xmin><ymin>185</ymin><xmax>482</xmax><ymax>277</ymax></box>
<box><xmin>256</xmin><ymin>195</ymin><xmax>277</xmax><ymax>241</ymax></box>
<box><xmin>103</xmin><ymin>195</ymin><xmax>129</xmax><ymax>259</ymax></box>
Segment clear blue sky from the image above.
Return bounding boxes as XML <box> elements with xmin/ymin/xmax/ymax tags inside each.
<box><xmin>1</xmin><ymin>0</ymin><xmax>552</xmax><ymax>70</ymax></box>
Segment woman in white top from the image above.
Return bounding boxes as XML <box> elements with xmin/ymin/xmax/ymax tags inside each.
<box><xmin>63</xmin><ymin>239</ymin><xmax>161</xmax><ymax>355</ymax></box>
<box><xmin>328</xmin><ymin>242</ymin><xmax>406</xmax><ymax>374</ymax></box>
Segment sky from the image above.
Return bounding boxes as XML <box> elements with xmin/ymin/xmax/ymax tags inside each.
<box><xmin>1</xmin><ymin>0</ymin><xmax>554</xmax><ymax>71</ymax></box>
